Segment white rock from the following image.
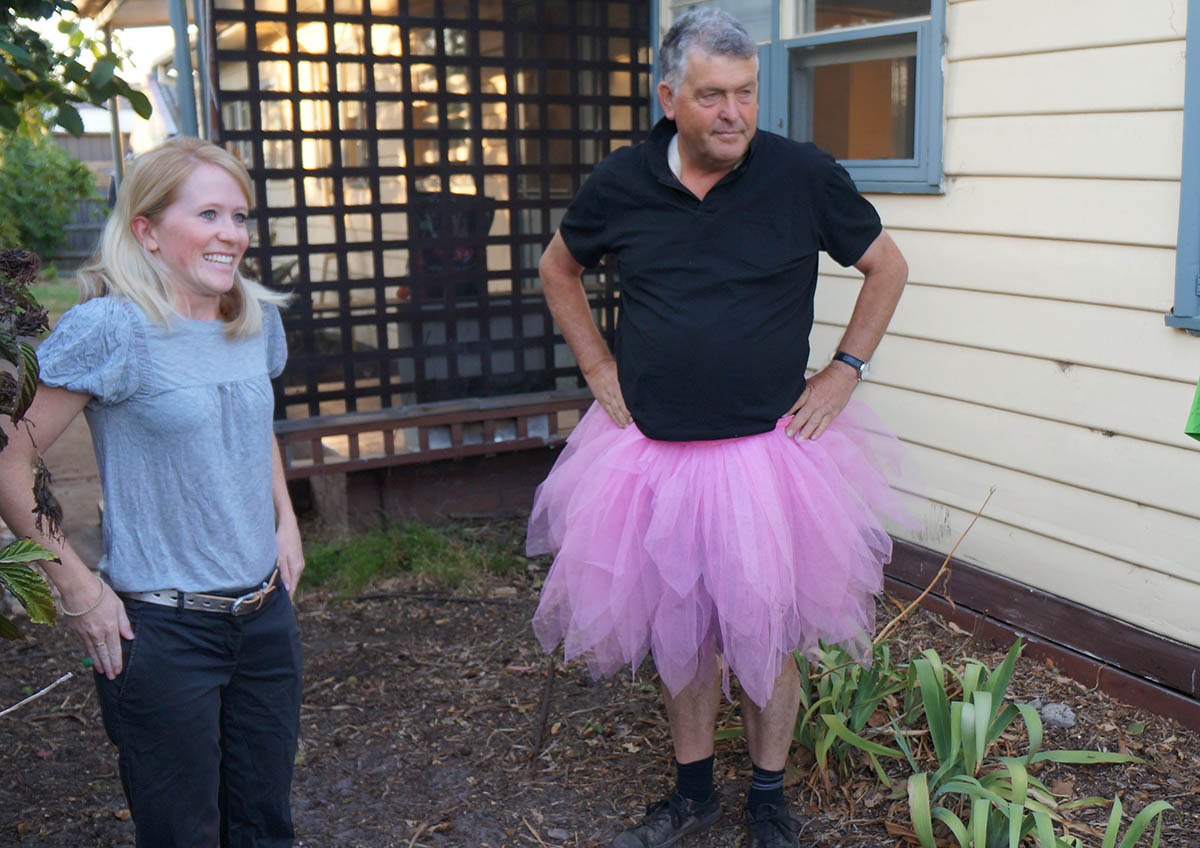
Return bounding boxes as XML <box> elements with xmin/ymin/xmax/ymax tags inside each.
<box><xmin>1040</xmin><ymin>702</ymin><xmax>1077</xmax><ymax>729</ymax></box>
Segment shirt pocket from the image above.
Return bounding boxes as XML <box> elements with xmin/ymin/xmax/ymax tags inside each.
<box><xmin>736</xmin><ymin>212</ymin><xmax>808</xmax><ymax>272</ymax></box>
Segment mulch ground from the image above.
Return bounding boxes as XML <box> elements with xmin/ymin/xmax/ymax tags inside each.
<box><xmin>3</xmin><ymin>529</ymin><xmax>1199</xmax><ymax>847</ymax></box>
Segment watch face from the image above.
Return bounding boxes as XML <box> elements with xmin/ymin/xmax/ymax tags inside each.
<box><xmin>859</xmin><ymin>361</ymin><xmax>870</xmax><ymax>380</ymax></box>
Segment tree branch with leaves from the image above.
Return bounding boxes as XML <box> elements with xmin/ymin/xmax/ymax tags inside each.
<box><xmin>0</xmin><ymin>0</ymin><xmax>151</xmax><ymax>136</ymax></box>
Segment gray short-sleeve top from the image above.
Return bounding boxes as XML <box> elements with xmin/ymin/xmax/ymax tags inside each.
<box><xmin>36</xmin><ymin>297</ymin><xmax>287</xmax><ymax>593</ymax></box>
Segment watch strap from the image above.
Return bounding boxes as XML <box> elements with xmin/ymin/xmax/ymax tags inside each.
<box><xmin>832</xmin><ymin>350</ymin><xmax>868</xmax><ymax>380</ymax></box>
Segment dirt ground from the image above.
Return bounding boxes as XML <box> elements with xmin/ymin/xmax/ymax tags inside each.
<box><xmin>3</xmin><ymin>541</ymin><xmax>1199</xmax><ymax>848</ymax></box>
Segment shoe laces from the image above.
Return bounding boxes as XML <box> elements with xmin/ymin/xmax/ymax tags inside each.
<box><xmin>750</xmin><ymin>803</ymin><xmax>801</xmax><ymax>838</ymax></box>
<box><xmin>647</xmin><ymin>794</ymin><xmax>685</xmax><ymax>825</ymax></box>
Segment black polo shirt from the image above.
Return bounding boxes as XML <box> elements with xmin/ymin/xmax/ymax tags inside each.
<box><xmin>559</xmin><ymin>118</ymin><xmax>882</xmax><ymax>441</ymax></box>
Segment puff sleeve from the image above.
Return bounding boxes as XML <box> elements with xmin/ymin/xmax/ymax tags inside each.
<box><xmin>36</xmin><ymin>298</ymin><xmax>143</xmax><ymax>406</ymax></box>
<box><xmin>262</xmin><ymin>302</ymin><xmax>287</xmax><ymax>379</ymax></box>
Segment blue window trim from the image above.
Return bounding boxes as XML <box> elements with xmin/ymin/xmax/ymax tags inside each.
<box><xmin>650</xmin><ymin>3</ymin><xmax>945</xmax><ymax>195</ymax></box>
<box><xmin>1166</xmin><ymin>0</ymin><xmax>1200</xmax><ymax>334</ymax></box>
<box><xmin>765</xmin><ymin>11</ymin><xmax>945</xmax><ymax>194</ymax></box>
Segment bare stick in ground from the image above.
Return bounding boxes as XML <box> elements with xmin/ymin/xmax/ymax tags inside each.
<box><xmin>0</xmin><ymin>671</ymin><xmax>73</xmax><ymax>719</ymax></box>
<box><xmin>873</xmin><ymin>487</ymin><xmax>995</xmax><ymax>647</ymax></box>
<box><xmin>530</xmin><ymin>658</ymin><xmax>558</xmax><ymax>760</ymax></box>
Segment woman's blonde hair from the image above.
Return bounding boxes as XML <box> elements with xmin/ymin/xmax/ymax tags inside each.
<box><xmin>77</xmin><ymin>137</ymin><xmax>290</xmax><ymax>338</ymax></box>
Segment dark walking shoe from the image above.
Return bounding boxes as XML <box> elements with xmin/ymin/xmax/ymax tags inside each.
<box><xmin>612</xmin><ymin>791</ymin><xmax>722</xmax><ymax>848</ymax></box>
<box><xmin>745</xmin><ymin>803</ymin><xmax>808</xmax><ymax>848</ymax></box>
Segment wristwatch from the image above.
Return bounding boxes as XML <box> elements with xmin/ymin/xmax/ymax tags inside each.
<box><xmin>832</xmin><ymin>350</ymin><xmax>869</xmax><ymax>381</ymax></box>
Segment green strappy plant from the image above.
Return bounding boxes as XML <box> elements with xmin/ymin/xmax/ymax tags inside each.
<box><xmin>824</xmin><ymin>639</ymin><xmax>1171</xmax><ymax>848</ymax></box>
<box><xmin>792</xmin><ymin>640</ymin><xmax>917</xmax><ymax>783</ymax></box>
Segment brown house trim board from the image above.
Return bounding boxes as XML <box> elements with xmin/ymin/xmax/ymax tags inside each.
<box><xmin>886</xmin><ymin>540</ymin><xmax>1200</xmax><ymax>732</ymax></box>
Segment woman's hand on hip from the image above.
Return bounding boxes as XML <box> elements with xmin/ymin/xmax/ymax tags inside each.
<box><xmin>63</xmin><ymin>583</ymin><xmax>134</xmax><ymax>680</ymax></box>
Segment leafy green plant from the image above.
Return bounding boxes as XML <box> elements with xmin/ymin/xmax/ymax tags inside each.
<box><xmin>0</xmin><ymin>1</ymin><xmax>151</xmax><ymax>135</ymax></box>
<box><xmin>713</xmin><ymin>640</ymin><xmax>918</xmax><ymax>786</ymax></box>
<box><xmin>889</xmin><ymin>640</ymin><xmax>1151</xmax><ymax>848</ymax></box>
<box><xmin>0</xmin><ymin>132</ymin><xmax>100</xmax><ymax>259</ymax></box>
<box><xmin>0</xmin><ymin>538</ymin><xmax>56</xmax><ymax>637</ymax></box>
<box><xmin>0</xmin><ymin>248</ymin><xmax>59</xmax><ymax>638</ymax></box>
<box><xmin>1062</xmin><ymin>796</ymin><xmax>1173</xmax><ymax>848</ymax></box>
<box><xmin>715</xmin><ymin>491</ymin><xmax>1177</xmax><ymax>846</ymax></box>
<box><xmin>793</xmin><ymin>641</ymin><xmax>916</xmax><ymax>782</ymax></box>
<box><xmin>907</xmin><ymin>774</ymin><xmax>1172</xmax><ymax>848</ymax></box>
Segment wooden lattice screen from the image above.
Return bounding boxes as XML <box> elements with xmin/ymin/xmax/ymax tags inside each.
<box><xmin>210</xmin><ymin>0</ymin><xmax>651</xmax><ymax>441</ymax></box>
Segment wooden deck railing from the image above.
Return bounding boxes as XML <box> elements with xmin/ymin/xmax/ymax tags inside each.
<box><xmin>274</xmin><ymin>389</ymin><xmax>592</xmax><ymax>479</ymax></box>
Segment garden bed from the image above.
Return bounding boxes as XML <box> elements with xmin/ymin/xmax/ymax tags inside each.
<box><xmin>2</xmin><ymin>521</ymin><xmax>1198</xmax><ymax>847</ymax></box>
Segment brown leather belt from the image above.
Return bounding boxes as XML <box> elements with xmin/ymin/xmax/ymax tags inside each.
<box><xmin>119</xmin><ymin>569</ymin><xmax>279</xmax><ymax>616</ymax></box>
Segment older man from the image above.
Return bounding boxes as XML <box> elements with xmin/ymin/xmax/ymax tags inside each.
<box><xmin>526</xmin><ymin>8</ymin><xmax>910</xmax><ymax>848</ymax></box>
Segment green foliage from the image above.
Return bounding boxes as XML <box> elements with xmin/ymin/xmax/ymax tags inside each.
<box><xmin>1</xmin><ymin>248</ymin><xmax>48</xmax><ymax>437</ymax></box>
<box><xmin>767</xmin><ymin>635</ymin><xmax>1174</xmax><ymax>847</ymax></box>
<box><xmin>876</xmin><ymin>641</ymin><xmax>1154</xmax><ymax>848</ymax></box>
<box><xmin>0</xmin><ymin>132</ymin><xmax>99</xmax><ymax>259</ymax></box>
<box><xmin>0</xmin><ymin>247</ymin><xmax>56</xmax><ymax>639</ymax></box>
<box><xmin>793</xmin><ymin>641</ymin><xmax>916</xmax><ymax>782</ymax></box>
<box><xmin>301</xmin><ymin>522</ymin><xmax>524</xmax><ymax>595</ymax></box>
<box><xmin>0</xmin><ymin>0</ymin><xmax>151</xmax><ymax>136</ymax></box>
<box><xmin>1085</xmin><ymin>797</ymin><xmax>1173</xmax><ymax>848</ymax></box>
<box><xmin>0</xmin><ymin>539</ymin><xmax>57</xmax><ymax>638</ymax></box>
<box><xmin>907</xmin><ymin>777</ymin><xmax>1173</xmax><ymax>847</ymax></box>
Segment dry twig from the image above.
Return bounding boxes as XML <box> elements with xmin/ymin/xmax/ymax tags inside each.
<box><xmin>0</xmin><ymin>671</ymin><xmax>73</xmax><ymax>719</ymax></box>
<box><xmin>873</xmin><ymin>488</ymin><xmax>995</xmax><ymax>646</ymax></box>
<box><xmin>530</xmin><ymin>658</ymin><xmax>558</xmax><ymax>760</ymax></box>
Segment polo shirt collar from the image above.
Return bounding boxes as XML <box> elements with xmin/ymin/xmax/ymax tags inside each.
<box><xmin>644</xmin><ymin>117</ymin><xmax>760</xmax><ymax>191</ymax></box>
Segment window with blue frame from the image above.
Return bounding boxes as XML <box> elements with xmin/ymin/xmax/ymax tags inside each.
<box><xmin>1166</xmin><ymin>0</ymin><xmax>1200</xmax><ymax>334</ymax></box>
<box><xmin>659</xmin><ymin>1</ymin><xmax>945</xmax><ymax>193</ymax></box>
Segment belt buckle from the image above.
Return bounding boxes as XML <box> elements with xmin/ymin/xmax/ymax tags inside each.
<box><xmin>231</xmin><ymin>587</ymin><xmax>265</xmax><ymax>615</ymax></box>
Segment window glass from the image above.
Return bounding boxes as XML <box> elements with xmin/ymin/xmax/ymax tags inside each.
<box><xmin>790</xmin><ymin>34</ymin><xmax>916</xmax><ymax>160</ymax></box>
<box><xmin>669</xmin><ymin>0</ymin><xmax>772</xmax><ymax>42</ymax></box>
<box><xmin>814</xmin><ymin>0</ymin><xmax>927</xmax><ymax>29</ymax></box>
<box><xmin>786</xmin><ymin>0</ymin><xmax>929</xmax><ymax>35</ymax></box>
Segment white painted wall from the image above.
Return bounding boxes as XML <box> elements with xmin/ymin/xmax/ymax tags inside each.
<box><xmin>814</xmin><ymin>0</ymin><xmax>1200</xmax><ymax>646</ymax></box>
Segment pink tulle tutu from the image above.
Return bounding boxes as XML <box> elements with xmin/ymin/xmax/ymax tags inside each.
<box><xmin>527</xmin><ymin>400</ymin><xmax>914</xmax><ymax>708</ymax></box>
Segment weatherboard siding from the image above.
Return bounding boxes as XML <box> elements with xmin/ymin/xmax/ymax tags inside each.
<box><xmin>817</xmin><ymin>0</ymin><xmax>1200</xmax><ymax>647</ymax></box>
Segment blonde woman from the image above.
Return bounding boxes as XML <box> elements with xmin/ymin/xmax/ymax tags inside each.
<box><xmin>0</xmin><ymin>138</ymin><xmax>303</xmax><ymax>847</ymax></box>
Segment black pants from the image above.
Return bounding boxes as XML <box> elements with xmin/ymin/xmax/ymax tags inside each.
<box><xmin>95</xmin><ymin>587</ymin><xmax>302</xmax><ymax>848</ymax></box>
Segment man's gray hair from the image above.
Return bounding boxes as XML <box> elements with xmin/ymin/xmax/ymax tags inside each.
<box><xmin>659</xmin><ymin>7</ymin><xmax>757</xmax><ymax>90</ymax></box>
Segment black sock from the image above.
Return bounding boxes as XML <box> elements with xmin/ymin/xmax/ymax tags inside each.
<box><xmin>746</xmin><ymin>763</ymin><xmax>785</xmax><ymax>814</ymax></box>
<box><xmin>675</xmin><ymin>755</ymin><xmax>714</xmax><ymax>803</ymax></box>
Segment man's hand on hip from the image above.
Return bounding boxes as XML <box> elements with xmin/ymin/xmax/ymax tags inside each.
<box><xmin>784</xmin><ymin>364</ymin><xmax>859</xmax><ymax>440</ymax></box>
<box><xmin>583</xmin><ymin>358</ymin><xmax>632</xmax><ymax>428</ymax></box>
